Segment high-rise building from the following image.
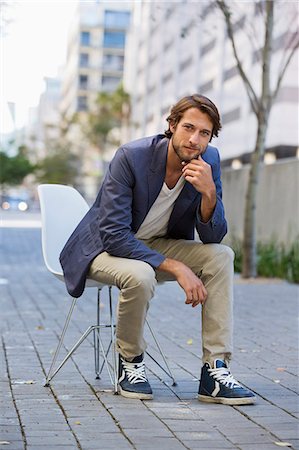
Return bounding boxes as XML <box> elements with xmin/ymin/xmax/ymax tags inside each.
<box><xmin>60</xmin><ymin>1</ymin><xmax>131</xmax><ymax>198</ymax></box>
<box><xmin>124</xmin><ymin>1</ymin><xmax>298</xmax><ymax>164</ymax></box>
<box><xmin>61</xmin><ymin>1</ymin><xmax>131</xmax><ymax>120</ymax></box>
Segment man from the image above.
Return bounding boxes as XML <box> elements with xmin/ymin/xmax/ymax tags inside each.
<box><xmin>60</xmin><ymin>94</ymin><xmax>256</xmax><ymax>405</ymax></box>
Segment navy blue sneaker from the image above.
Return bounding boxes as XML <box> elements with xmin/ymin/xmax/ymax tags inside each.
<box><xmin>118</xmin><ymin>353</ymin><xmax>153</xmax><ymax>400</ymax></box>
<box><xmin>198</xmin><ymin>359</ymin><xmax>256</xmax><ymax>405</ymax></box>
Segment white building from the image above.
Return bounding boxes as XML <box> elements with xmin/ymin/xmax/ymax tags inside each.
<box><xmin>61</xmin><ymin>1</ymin><xmax>131</xmax><ymax>120</ymax></box>
<box><xmin>124</xmin><ymin>1</ymin><xmax>298</xmax><ymax>164</ymax></box>
<box><xmin>59</xmin><ymin>1</ymin><xmax>132</xmax><ymax>199</ymax></box>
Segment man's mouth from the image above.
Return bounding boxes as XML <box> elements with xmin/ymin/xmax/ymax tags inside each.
<box><xmin>184</xmin><ymin>146</ymin><xmax>200</xmax><ymax>152</ymax></box>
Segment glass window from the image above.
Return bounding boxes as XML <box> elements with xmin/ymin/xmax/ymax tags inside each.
<box><xmin>104</xmin><ymin>10</ymin><xmax>130</xmax><ymax>29</ymax></box>
<box><xmin>103</xmin><ymin>31</ymin><xmax>125</xmax><ymax>48</ymax></box>
<box><xmin>80</xmin><ymin>31</ymin><xmax>90</xmax><ymax>46</ymax></box>
<box><xmin>77</xmin><ymin>96</ymin><xmax>87</xmax><ymax>111</ymax></box>
<box><xmin>79</xmin><ymin>75</ymin><xmax>88</xmax><ymax>90</ymax></box>
<box><xmin>102</xmin><ymin>75</ymin><xmax>121</xmax><ymax>92</ymax></box>
<box><xmin>80</xmin><ymin>53</ymin><xmax>89</xmax><ymax>67</ymax></box>
<box><xmin>102</xmin><ymin>54</ymin><xmax>124</xmax><ymax>71</ymax></box>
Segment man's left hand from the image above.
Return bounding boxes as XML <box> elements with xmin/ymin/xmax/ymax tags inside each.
<box><xmin>182</xmin><ymin>155</ymin><xmax>214</xmax><ymax>195</ymax></box>
<box><xmin>182</xmin><ymin>156</ymin><xmax>216</xmax><ymax>223</ymax></box>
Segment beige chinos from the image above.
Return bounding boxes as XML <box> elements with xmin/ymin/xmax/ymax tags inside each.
<box><xmin>88</xmin><ymin>238</ymin><xmax>234</xmax><ymax>366</ymax></box>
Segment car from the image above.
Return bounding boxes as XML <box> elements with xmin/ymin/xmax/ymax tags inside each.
<box><xmin>1</xmin><ymin>196</ymin><xmax>29</xmax><ymax>212</ymax></box>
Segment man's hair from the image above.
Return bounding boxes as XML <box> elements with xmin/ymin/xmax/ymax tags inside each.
<box><xmin>165</xmin><ymin>94</ymin><xmax>222</xmax><ymax>141</ymax></box>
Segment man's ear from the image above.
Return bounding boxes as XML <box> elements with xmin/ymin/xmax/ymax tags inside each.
<box><xmin>169</xmin><ymin>121</ymin><xmax>176</xmax><ymax>133</ymax></box>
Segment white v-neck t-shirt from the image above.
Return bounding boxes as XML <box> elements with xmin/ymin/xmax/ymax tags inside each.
<box><xmin>135</xmin><ymin>176</ymin><xmax>185</xmax><ymax>240</ymax></box>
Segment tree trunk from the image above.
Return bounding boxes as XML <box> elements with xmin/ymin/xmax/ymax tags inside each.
<box><xmin>241</xmin><ymin>0</ymin><xmax>274</xmax><ymax>278</ymax></box>
<box><xmin>242</xmin><ymin>112</ymin><xmax>268</xmax><ymax>278</ymax></box>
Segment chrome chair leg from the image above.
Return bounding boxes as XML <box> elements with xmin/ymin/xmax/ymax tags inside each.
<box><xmin>94</xmin><ymin>287</ymin><xmax>115</xmax><ymax>386</ymax></box>
<box><xmin>94</xmin><ymin>288</ymin><xmax>101</xmax><ymax>379</ymax></box>
<box><xmin>108</xmin><ymin>286</ymin><xmax>118</xmax><ymax>393</ymax></box>
<box><xmin>44</xmin><ymin>297</ymin><xmax>77</xmax><ymax>386</ymax></box>
<box><xmin>45</xmin><ymin>289</ymin><xmax>114</xmax><ymax>387</ymax></box>
<box><xmin>146</xmin><ymin>319</ymin><xmax>177</xmax><ymax>386</ymax></box>
<box><xmin>44</xmin><ymin>286</ymin><xmax>176</xmax><ymax>390</ymax></box>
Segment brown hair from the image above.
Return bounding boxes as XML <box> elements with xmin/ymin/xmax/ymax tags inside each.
<box><xmin>165</xmin><ymin>94</ymin><xmax>222</xmax><ymax>141</ymax></box>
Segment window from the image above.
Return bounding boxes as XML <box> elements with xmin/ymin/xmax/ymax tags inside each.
<box><xmin>104</xmin><ymin>10</ymin><xmax>130</xmax><ymax>29</ymax></box>
<box><xmin>223</xmin><ymin>65</ymin><xmax>238</xmax><ymax>81</ymax></box>
<box><xmin>80</xmin><ymin>31</ymin><xmax>90</xmax><ymax>46</ymax></box>
<box><xmin>222</xmin><ymin>107</ymin><xmax>241</xmax><ymax>124</ymax></box>
<box><xmin>80</xmin><ymin>53</ymin><xmax>89</xmax><ymax>67</ymax></box>
<box><xmin>179</xmin><ymin>56</ymin><xmax>193</xmax><ymax>72</ymax></box>
<box><xmin>233</xmin><ymin>16</ymin><xmax>245</xmax><ymax>32</ymax></box>
<box><xmin>103</xmin><ymin>31</ymin><xmax>126</xmax><ymax>48</ymax></box>
<box><xmin>102</xmin><ymin>54</ymin><xmax>124</xmax><ymax>71</ymax></box>
<box><xmin>161</xmin><ymin>104</ymin><xmax>170</xmax><ymax>115</ymax></box>
<box><xmin>163</xmin><ymin>40</ymin><xmax>172</xmax><ymax>52</ymax></box>
<box><xmin>79</xmin><ymin>75</ymin><xmax>88</xmax><ymax>90</ymax></box>
<box><xmin>102</xmin><ymin>75</ymin><xmax>121</xmax><ymax>92</ymax></box>
<box><xmin>201</xmin><ymin>39</ymin><xmax>216</xmax><ymax>56</ymax></box>
<box><xmin>199</xmin><ymin>79</ymin><xmax>214</xmax><ymax>93</ymax></box>
<box><xmin>77</xmin><ymin>96</ymin><xmax>87</xmax><ymax>111</ymax></box>
<box><xmin>201</xmin><ymin>4</ymin><xmax>213</xmax><ymax>19</ymax></box>
<box><xmin>162</xmin><ymin>72</ymin><xmax>173</xmax><ymax>84</ymax></box>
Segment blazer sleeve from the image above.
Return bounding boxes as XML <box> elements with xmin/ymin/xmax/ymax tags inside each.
<box><xmin>195</xmin><ymin>148</ymin><xmax>227</xmax><ymax>243</ymax></box>
<box><xmin>98</xmin><ymin>147</ymin><xmax>165</xmax><ymax>268</ymax></box>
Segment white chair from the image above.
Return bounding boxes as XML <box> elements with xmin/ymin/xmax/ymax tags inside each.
<box><xmin>38</xmin><ymin>183</ymin><xmax>176</xmax><ymax>392</ymax></box>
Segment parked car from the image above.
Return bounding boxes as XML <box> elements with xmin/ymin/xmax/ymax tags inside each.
<box><xmin>1</xmin><ymin>196</ymin><xmax>29</xmax><ymax>212</ymax></box>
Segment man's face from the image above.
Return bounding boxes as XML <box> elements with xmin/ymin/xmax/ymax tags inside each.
<box><xmin>170</xmin><ymin>107</ymin><xmax>213</xmax><ymax>163</ymax></box>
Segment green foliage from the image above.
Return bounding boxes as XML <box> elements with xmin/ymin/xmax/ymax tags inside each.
<box><xmin>82</xmin><ymin>84</ymin><xmax>130</xmax><ymax>151</ymax></box>
<box><xmin>35</xmin><ymin>148</ymin><xmax>79</xmax><ymax>185</ymax></box>
<box><xmin>0</xmin><ymin>148</ymin><xmax>35</xmax><ymax>185</ymax></box>
<box><xmin>230</xmin><ymin>238</ymin><xmax>242</xmax><ymax>273</ymax></box>
<box><xmin>230</xmin><ymin>238</ymin><xmax>299</xmax><ymax>283</ymax></box>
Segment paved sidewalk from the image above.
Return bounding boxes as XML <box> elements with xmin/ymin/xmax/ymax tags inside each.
<box><xmin>1</xmin><ymin>213</ymin><xmax>298</xmax><ymax>450</ymax></box>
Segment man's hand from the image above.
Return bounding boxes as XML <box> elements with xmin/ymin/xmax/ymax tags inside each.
<box><xmin>182</xmin><ymin>156</ymin><xmax>216</xmax><ymax>222</ymax></box>
<box><xmin>157</xmin><ymin>258</ymin><xmax>207</xmax><ymax>308</ymax></box>
<box><xmin>181</xmin><ymin>155</ymin><xmax>214</xmax><ymax>194</ymax></box>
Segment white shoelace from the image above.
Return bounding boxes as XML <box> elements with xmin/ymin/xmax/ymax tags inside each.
<box><xmin>122</xmin><ymin>360</ymin><xmax>147</xmax><ymax>384</ymax></box>
<box><xmin>208</xmin><ymin>366</ymin><xmax>241</xmax><ymax>389</ymax></box>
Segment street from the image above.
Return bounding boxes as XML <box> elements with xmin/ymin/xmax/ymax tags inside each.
<box><xmin>0</xmin><ymin>213</ymin><xmax>298</xmax><ymax>449</ymax></box>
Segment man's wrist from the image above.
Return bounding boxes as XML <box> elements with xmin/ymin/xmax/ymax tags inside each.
<box><xmin>157</xmin><ymin>258</ymin><xmax>182</xmax><ymax>277</ymax></box>
<box><xmin>200</xmin><ymin>189</ymin><xmax>216</xmax><ymax>223</ymax></box>
<box><xmin>202</xmin><ymin>186</ymin><xmax>216</xmax><ymax>204</ymax></box>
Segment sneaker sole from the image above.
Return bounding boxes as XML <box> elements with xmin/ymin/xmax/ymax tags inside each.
<box><xmin>119</xmin><ymin>386</ymin><xmax>153</xmax><ymax>400</ymax></box>
<box><xmin>198</xmin><ymin>394</ymin><xmax>256</xmax><ymax>405</ymax></box>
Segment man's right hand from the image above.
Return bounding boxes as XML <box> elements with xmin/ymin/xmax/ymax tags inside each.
<box><xmin>157</xmin><ymin>258</ymin><xmax>207</xmax><ymax>308</ymax></box>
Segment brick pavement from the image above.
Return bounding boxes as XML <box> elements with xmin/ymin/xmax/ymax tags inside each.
<box><xmin>0</xmin><ymin>212</ymin><xmax>298</xmax><ymax>450</ymax></box>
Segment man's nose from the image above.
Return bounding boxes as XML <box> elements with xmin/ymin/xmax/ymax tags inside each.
<box><xmin>189</xmin><ymin>131</ymin><xmax>200</xmax><ymax>147</ymax></box>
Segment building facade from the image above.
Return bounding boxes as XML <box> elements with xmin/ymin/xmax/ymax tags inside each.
<box><xmin>59</xmin><ymin>1</ymin><xmax>131</xmax><ymax>198</ymax></box>
<box><xmin>61</xmin><ymin>1</ymin><xmax>131</xmax><ymax>120</ymax></box>
<box><xmin>124</xmin><ymin>1</ymin><xmax>298</xmax><ymax>164</ymax></box>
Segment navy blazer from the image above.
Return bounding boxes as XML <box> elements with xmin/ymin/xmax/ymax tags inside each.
<box><xmin>60</xmin><ymin>135</ymin><xmax>227</xmax><ymax>298</ymax></box>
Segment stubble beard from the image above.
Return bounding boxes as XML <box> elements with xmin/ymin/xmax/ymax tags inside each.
<box><xmin>172</xmin><ymin>140</ymin><xmax>204</xmax><ymax>163</ymax></box>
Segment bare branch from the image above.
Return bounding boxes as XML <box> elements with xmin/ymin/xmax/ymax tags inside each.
<box><xmin>273</xmin><ymin>35</ymin><xmax>299</xmax><ymax>101</ymax></box>
<box><xmin>216</xmin><ymin>0</ymin><xmax>260</xmax><ymax>116</ymax></box>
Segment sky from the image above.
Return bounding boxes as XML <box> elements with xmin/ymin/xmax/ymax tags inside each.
<box><xmin>1</xmin><ymin>0</ymin><xmax>78</xmax><ymax>132</ymax></box>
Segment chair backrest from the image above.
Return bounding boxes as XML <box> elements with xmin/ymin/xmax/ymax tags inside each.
<box><xmin>38</xmin><ymin>184</ymin><xmax>89</xmax><ymax>278</ymax></box>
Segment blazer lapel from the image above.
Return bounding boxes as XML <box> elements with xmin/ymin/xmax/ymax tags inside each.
<box><xmin>147</xmin><ymin>137</ymin><xmax>168</xmax><ymax>210</ymax></box>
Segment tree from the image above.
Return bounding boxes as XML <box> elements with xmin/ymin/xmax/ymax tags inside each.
<box><xmin>35</xmin><ymin>145</ymin><xmax>79</xmax><ymax>185</ymax></box>
<box><xmin>82</xmin><ymin>84</ymin><xmax>130</xmax><ymax>153</ymax></box>
<box><xmin>216</xmin><ymin>0</ymin><xmax>299</xmax><ymax>277</ymax></box>
<box><xmin>0</xmin><ymin>146</ymin><xmax>35</xmax><ymax>186</ymax></box>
